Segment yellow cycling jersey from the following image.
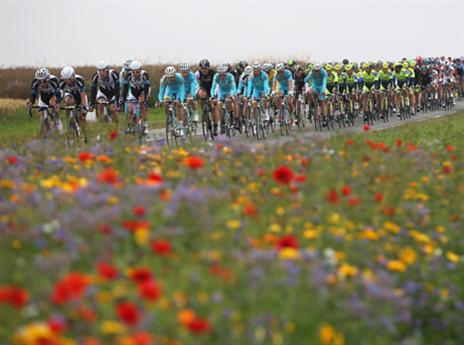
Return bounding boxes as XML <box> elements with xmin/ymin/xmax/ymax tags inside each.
<box><xmin>268</xmin><ymin>69</ymin><xmax>278</xmax><ymax>91</ymax></box>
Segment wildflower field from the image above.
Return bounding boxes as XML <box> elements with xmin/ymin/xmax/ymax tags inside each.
<box><xmin>0</xmin><ymin>111</ymin><xmax>463</xmax><ymax>345</ymax></box>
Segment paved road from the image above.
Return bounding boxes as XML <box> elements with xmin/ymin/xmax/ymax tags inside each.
<box><xmin>143</xmin><ymin>100</ymin><xmax>463</xmax><ymax>145</ymax></box>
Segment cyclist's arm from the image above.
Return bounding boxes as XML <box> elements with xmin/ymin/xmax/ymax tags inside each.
<box><xmin>178</xmin><ymin>75</ymin><xmax>186</xmax><ymax>102</ymax></box>
<box><xmin>210</xmin><ymin>74</ymin><xmax>218</xmax><ymax>98</ymax></box>
<box><xmin>144</xmin><ymin>72</ymin><xmax>151</xmax><ymax>99</ymax></box>
<box><xmin>158</xmin><ymin>77</ymin><xmax>166</xmax><ymax>102</ymax></box>
<box><xmin>30</xmin><ymin>79</ymin><xmax>38</xmax><ymax>104</ymax></box>
<box><xmin>263</xmin><ymin>73</ymin><xmax>270</xmax><ymax>96</ymax></box>
<box><xmin>90</xmin><ymin>73</ymin><xmax>98</xmax><ymax>106</ymax></box>
<box><xmin>230</xmin><ymin>75</ymin><xmax>237</xmax><ymax>96</ymax></box>
<box><xmin>246</xmin><ymin>78</ymin><xmax>252</xmax><ymax>98</ymax></box>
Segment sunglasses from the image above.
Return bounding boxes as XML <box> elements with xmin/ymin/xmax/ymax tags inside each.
<box><xmin>40</xmin><ymin>79</ymin><xmax>49</xmax><ymax>84</ymax></box>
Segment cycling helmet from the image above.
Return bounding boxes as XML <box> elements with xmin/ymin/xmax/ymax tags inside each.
<box><xmin>252</xmin><ymin>61</ymin><xmax>261</xmax><ymax>70</ymax></box>
<box><xmin>313</xmin><ymin>63</ymin><xmax>321</xmax><ymax>70</ymax></box>
<box><xmin>276</xmin><ymin>63</ymin><xmax>285</xmax><ymax>71</ymax></box>
<box><xmin>342</xmin><ymin>58</ymin><xmax>349</xmax><ymax>65</ymax></box>
<box><xmin>262</xmin><ymin>63</ymin><xmax>272</xmax><ymax>72</ymax></box>
<box><xmin>344</xmin><ymin>64</ymin><xmax>353</xmax><ymax>71</ymax></box>
<box><xmin>123</xmin><ymin>59</ymin><xmax>133</xmax><ymax>71</ymax></box>
<box><xmin>244</xmin><ymin>66</ymin><xmax>253</xmax><ymax>75</ymax></box>
<box><xmin>287</xmin><ymin>60</ymin><xmax>295</xmax><ymax>67</ymax></box>
<box><xmin>97</xmin><ymin>60</ymin><xmax>109</xmax><ymax>70</ymax></box>
<box><xmin>199</xmin><ymin>59</ymin><xmax>210</xmax><ymax>68</ymax></box>
<box><xmin>402</xmin><ymin>61</ymin><xmax>409</xmax><ymax>68</ymax></box>
<box><xmin>294</xmin><ymin>64</ymin><xmax>303</xmax><ymax>72</ymax></box>
<box><xmin>130</xmin><ymin>60</ymin><xmax>142</xmax><ymax>70</ymax></box>
<box><xmin>217</xmin><ymin>64</ymin><xmax>228</xmax><ymax>73</ymax></box>
<box><xmin>225</xmin><ymin>63</ymin><xmax>232</xmax><ymax>71</ymax></box>
<box><xmin>165</xmin><ymin>66</ymin><xmax>176</xmax><ymax>77</ymax></box>
<box><xmin>416</xmin><ymin>56</ymin><xmax>423</xmax><ymax>64</ymax></box>
<box><xmin>238</xmin><ymin>60</ymin><xmax>248</xmax><ymax>69</ymax></box>
<box><xmin>382</xmin><ymin>62</ymin><xmax>389</xmax><ymax>69</ymax></box>
<box><xmin>35</xmin><ymin>68</ymin><xmax>50</xmax><ymax>80</ymax></box>
<box><xmin>409</xmin><ymin>61</ymin><xmax>416</xmax><ymax>68</ymax></box>
<box><xmin>394</xmin><ymin>62</ymin><xmax>402</xmax><ymax>69</ymax></box>
<box><xmin>179</xmin><ymin>63</ymin><xmax>190</xmax><ymax>71</ymax></box>
<box><xmin>61</xmin><ymin>66</ymin><xmax>75</xmax><ymax>79</ymax></box>
<box><xmin>334</xmin><ymin>64</ymin><xmax>342</xmax><ymax>71</ymax></box>
<box><xmin>325</xmin><ymin>63</ymin><xmax>333</xmax><ymax>71</ymax></box>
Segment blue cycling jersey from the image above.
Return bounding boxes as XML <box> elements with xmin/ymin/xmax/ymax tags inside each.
<box><xmin>182</xmin><ymin>71</ymin><xmax>199</xmax><ymax>96</ymax></box>
<box><xmin>246</xmin><ymin>70</ymin><xmax>270</xmax><ymax>97</ymax></box>
<box><xmin>275</xmin><ymin>69</ymin><xmax>293</xmax><ymax>90</ymax></box>
<box><xmin>158</xmin><ymin>73</ymin><xmax>185</xmax><ymax>102</ymax></box>
<box><xmin>211</xmin><ymin>73</ymin><xmax>236</xmax><ymax>97</ymax></box>
<box><xmin>304</xmin><ymin>69</ymin><xmax>328</xmax><ymax>90</ymax></box>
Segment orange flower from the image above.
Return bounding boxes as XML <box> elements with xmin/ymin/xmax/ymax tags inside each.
<box><xmin>185</xmin><ymin>156</ymin><xmax>204</xmax><ymax>169</ymax></box>
<box><xmin>98</xmin><ymin>167</ymin><xmax>119</xmax><ymax>185</ymax></box>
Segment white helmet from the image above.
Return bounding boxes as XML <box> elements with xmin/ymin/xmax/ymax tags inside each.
<box><xmin>123</xmin><ymin>59</ymin><xmax>133</xmax><ymax>70</ymax></box>
<box><xmin>313</xmin><ymin>63</ymin><xmax>322</xmax><ymax>70</ymax></box>
<box><xmin>262</xmin><ymin>63</ymin><xmax>271</xmax><ymax>72</ymax></box>
<box><xmin>179</xmin><ymin>63</ymin><xmax>190</xmax><ymax>71</ymax></box>
<box><xmin>276</xmin><ymin>63</ymin><xmax>285</xmax><ymax>71</ymax></box>
<box><xmin>35</xmin><ymin>68</ymin><xmax>50</xmax><ymax>80</ymax></box>
<box><xmin>165</xmin><ymin>66</ymin><xmax>176</xmax><ymax>77</ymax></box>
<box><xmin>244</xmin><ymin>66</ymin><xmax>253</xmax><ymax>75</ymax></box>
<box><xmin>252</xmin><ymin>61</ymin><xmax>261</xmax><ymax>70</ymax></box>
<box><xmin>61</xmin><ymin>66</ymin><xmax>75</xmax><ymax>79</ymax></box>
<box><xmin>97</xmin><ymin>60</ymin><xmax>109</xmax><ymax>70</ymax></box>
<box><xmin>217</xmin><ymin>64</ymin><xmax>228</xmax><ymax>73</ymax></box>
<box><xmin>130</xmin><ymin>60</ymin><xmax>142</xmax><ymax>70</ymax></box>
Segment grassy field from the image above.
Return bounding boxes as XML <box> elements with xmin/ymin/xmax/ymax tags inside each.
<box><xmin>0</xmin><ymin>106</ymin><xmax>463</xmax><ymax>344</ymax></box>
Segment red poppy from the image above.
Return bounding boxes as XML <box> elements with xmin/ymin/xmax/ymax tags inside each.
<box><xmin>185</xmin><ymin>156</ymin><xmax>204</xmax><ymax>169</ymax></box>
<box><xmin>98</xmin><ymin>167</ymin><xmax>119</xmax><ymax>185</ymax></box>
<box><xmin>258</xmin><ymin>168</ymin><xmax>266</xmax><ymax>177</ymax></box>
<box><xmin>48</xmin><ymin>317</ymin><xmax>66</xmax><ymax>333</ymax></box>
<box><xmin>341</xmin><ymin>185</ymin><xmax>351</xmax><ymax>196</ymax></box>
<box><xmin>148</xmin><ymin>172</ymin><xmax>163</xmax><ymax>184</ymax></box>
<box><xmin>383</xmin><ymin>207</ymin><xmax>395</xmax><ymax>216</ymax></box>
<box><xmin>186</xmin><ymin>317</ymin><xmax>212</xmax><ymax>334</ymax></box>
<box><xmin>122</xmin><ymin>220</ymin><xmax>150</xmax><ymax>232</ymax></box>
<box><xmin>109</xmin><ymin>130</ymin><xmax>118</xmax><ymax>140</ymax></box>
<box><xmin>78</xmin><ymin>152</ymin><xmax>95</xmax><ymax>162</ymax></box>
<box><xmin>443</xmin><ymin>164</ymin><xmax>453</xmax><ymax>174</ymax></box>
<box><xmin>51</xmin><ymin>272</ymin><xmax>89</xmax><ymax>304</ymax></box>
<box><xmin>406</xmin><ymin>143</ymin><xmax>417</xmax><ymax>152</ymax></box>
<box><xmin>97</xmin><ymin>262</ymin><xmax>118</xmax><ymax>280</ymax></box>
<box><xmin>132</xmin><ymin>332</ymin><xmax>153</xmax><ymax>345</ymax></box>
<box><xmin>345</xmin><ymin>139</ymin><xmax>354</xmax><ymax>146</ymax></box>
<box><xmin>116</xmin><ymin>301</ymin><xmax>140</xmax><ymax>326</ymax></box>
<box><xmin>98</xmin><ymin>224</ymin><xmax>112</xmax><ymax>235</ymax></box>
<box><xmin>139</xmin><ymin>279</ymin><xmax>161</xmax><ymax>302</ymax></box>
<box><xmin>133</xmin><ymin>206</ymin><xmax>146</xmax><ymax>217</ymax></box>
<box><xmin>151</xmin><ymin>240</ymin><xmax>171</xmax><ymax>255</ymax></box>
<box><xmin>363</xmin><ymin>124</ymin><xmax>370</xmax><ymax>132</ymax></box>
<box><xmin>395</xmin><ymin>139</ymin><xmax>402</xmax><ymax>147</ymax></box>
<box><xmin>446</xmin><ymin>145</ymin><xmax>455</xmax><ymax>152</ymax></box>
<box><xmin>130</xmin><ymin>267</ymin><xmax>153</xmax><ymax>284</ymax></box>
<box><xmin>300</xmin><ymin>157</ymin><xmax>310</xmax><ymax>167</ymax></box>
<box><xmin>0</xmin><ymin>286</ymin><xmax>28</xmax><ymax>309</ymax></box>
<box><xmin>348</xmin><ymin>197</ymin><xmax>361</xmax><ymax>206</ymax></box>
<box><xmin>273</xmin><ymin>166</ymin><xmax>294</xmax><ymax>185</ymax></box>
<box><xmin>6</xmin><ymin>156</ymin><xmax>18</xmax><ymax>165</ymax></box>
<box><xmin>325</xmin><ymin>189</ymin><xmax>340</xmax><ymax>205</ymax></box>
<box><xmin>276</xmin><ymin>235</ymin><xmax>299</xmax><ymax>250</ymax></box>
<box><xmin>244</xmin><ymin>203</ymin><xmax>258</xmax><ymax>216</ymax></box>
<box><xmin>294</xmin><ymin>175</ymin><xmax>307</xmax><ymax>183</ymax></box>
<box><xmin>374</xmin><ymin>192</ymin><xmax>384</xmax><ymax>202</ymax></box>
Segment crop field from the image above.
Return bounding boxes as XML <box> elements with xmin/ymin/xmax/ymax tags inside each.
<box><xmin>0</xmin><ymin>105</ymin><xmax>463</xmax><ymax>344</ymax></box>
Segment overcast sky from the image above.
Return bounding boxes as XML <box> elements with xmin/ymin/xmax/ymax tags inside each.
<box><xmin>1</xmin><ymin>0</ymin><xmax>463</xmax><ymax>67</ymax></box>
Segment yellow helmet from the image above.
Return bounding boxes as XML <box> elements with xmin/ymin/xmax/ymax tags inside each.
<box><xmin>402</xmin><ymin>61</ymin><xmax>409</xmax><ymax>68</ymax></box>
<box><xmin>382</xmin><ymin>62</ymin><xmax>389</xmax><ymax>69</ymax></box>
<box><xmin>362</xmin><ymin>62</ymin><xmax>370</xmax><ymax>69</ymax></box>
<box><xmin>345</xmin><ymin>64</ymin><xmax>353</xmax><ymax>71</ymax></box>
<box><xmin>325</xmin><ymin>64</ymin><xmax>333</xmax><ymax>71</ymax></box>
<box><xmin>409</xmin><ymin>61</ymin><xmax>416</xmax><ymax>68</ymax></box>
<box><xmin>334</xmin><ymin>64</ymin><xmax>342</xmax><ymax>71</ymax></box>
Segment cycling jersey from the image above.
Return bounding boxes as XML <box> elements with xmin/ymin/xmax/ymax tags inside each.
<box><xmin>326</xmin><ymin>71</ymin><xmax>339</xmax><ymax>93</ymax></box>
<box><xmin>393</xmin><ymin>69</ymin><xmax>409</xmax><ymax>88</ymax></box>
<box><xmin>60</xmin><ymin>75</ymin><xmax>86</xmax><ymax>104</ymax></box>
<box><xmin>293</xmin><ymin>72</ymin><xmax>306</xmax><ymax>92</ymax></box>
<box><xmin>182</xmin><ymin>71</ymin><xmax>199</xmax><ymax>97</ymax></box>
<box><xmin>268</xmin><ymin>69</ymin><xmax>278</xmax><ymax>91</ymax></box>
<box><xmin>360</xmin><ymin>70</ymin><xmax>378</xmax><ymax>89</ymax></box>
<box><xmin>274</xmin><ymin>69</ymin><xmax>293</xmax><ymax>92</ymax></box>
<box><xmin>211</xmin><ymin>72</ymin><xmax>236</xmax><ymax>99</ymax></box>
<box><xmin>195</xmin><ymin>68</ymin><xmax>216</xmax><ymax>97</ymax></box>
<box><xmin>90</xmin><ymin>70</ymin><xmax>120</xmax><ymax>105</ymax></box>
<box><xmin>237</xmin><ymin>73</ymin><xmax>250</xmax><ymax>95</ymax></box>
<box><xmin>158</xmin><ymin>73</ymin><xmax>185</xmax><ymax>102</ymax></box>
<box><xmin>30</xmin><ymin>75</ymin><xmax>61</xmax><ymax>106</ymax></box>
<box><xmin>121</xmin><ymin>70</ymin><xmax>151</xmax><ymax>102</ymax></box>
<box><xmin>305</xmin><ymin>69</ymin><xmax>328</xmax><ymax>92</ymax></box>
<box><xmin>246</xmin><ymin>70</ymin><xmax>270</xmax><ymax>99</ymax></box>
<box><xmin>378</xmin><ymin>69</ymin><xmax>393</xmax><ymax>89</ymax></box>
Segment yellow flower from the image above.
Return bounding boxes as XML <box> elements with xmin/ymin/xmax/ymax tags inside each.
<box><xmin>337</xmin><ymin>263</ymin><xmax>358</xmax><ymax>279</ymax></box>
<box><xmin>226</xmin><ymin>219</ymin><xmax>241</xmax><ymax>230</ymax></box>
<box><xmin>276</xmin><ymin>207</ymin><xmax>285</xmax><ymax>216</ymax></box>
<box><xmin>278</xmin><ymin>248</ymin><xmax>299</xmax><ymax>260</ymax></box>
<box><xmin>446</xmin><ymin>251</ymin><xmax>460</xmax><ymax>263</ymax></box>
<box><xmin>399</xmin><ymin>247</ymin><xmax>417</xmax><ymax>265</ymax></box>
<box><xmin>386</xmin><ymin>260</ymin><xmax>406</xmax><ymax>272</ymax></box>
<box><xmin>328</xmin><ymin>213</ymin><xmax>341</xmax><ymax>225</ymax></box>
<box><xmin>100</xmin><ymin>320</ymin><xmax>127</xmax><ymax>335</ymax></box>
<box><xmin>319</xmin><ymin>323</ymin><xmax>344</xmax><ymax>345</ymax></box>
<box><xmin>383</xmin><ymin>221</ymin><xmax>400</xmax><ymax>234</ymax></box>
<box><xmin>134</xmin><ymin>228</ymin><xmax>149</xmax><ymax>246</ymax></box>
<box><xmin>0</xmin><ymin>179</ymin><xmax>15</xmax><ymax>189</ymax></box>
<box><xmin>303</xmin><ymin>229</ymin><xmax>318</xmax><ymax>240</ymax></box>
<box><xmin>269</xmin><ymin>223</ymin><xmax>282</xmax><ymax>233</ymax></box>
<box><xmin>360</xmin><ymin>228</ymin><xmax>380</xmax><ymax>241</ymax></box>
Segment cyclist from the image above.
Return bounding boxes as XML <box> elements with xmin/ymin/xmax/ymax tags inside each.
<box><xmin>272</xmin><ymin>63</ymin><xmax>294</xmax><ymax>123</ymax></box>
<box><xmin>179</xmin><ymin>63</ymin><xmax>200</xmax><ymax>128</ymax></box>
<box><xmin>305</xmin><ymin>63</ymin><xmax>329</xmax><ymax>126</ymax></box>
<box><xmin>195</xmin><ymin>59</ymin><xmax>216</xmax><ymax>126</ymax></box>
<box><xmin>246</xmin><ymin>62</ymin><xmax>270</xmax><ymax>124</ymax></box>
<box><xmin>232</xmin><ymin>61</ymin><xmax>247</xmax><ymax>86</ymax></box>
<box><xmin>119</xmin><ymin>59</ymin><xmax>132</xmax><ymax>88</ymax></box>
<box><xmin>158</xmin><ymin>66</ymin><xmax>186</xmax><ymax>136</ymax></box>
<box><xmin>359</xmin><ymin>62</ymin><xmax>379</xmax><ymax>121</ymax></box>
<box><xmin>60</xmin><ymin>66</ymin><xmax>89</xmax><ymax>142</ymax></box>
<box><xmin>237</xmin><ymin>65</ymin><xmax>253</xmax><ymax>125</ymax></box>
<box><xmin>339</xmin><ymin>63</ymin><xmax>360</xmax><ymax>118</ymax></box>
<box><xmin>211</xmin><ymin>63</ymin><xmax>238</xmax><ymax>135</ymax></box>
<box><xmin>393</xmin><ymin>62</ymin><xmax>410</xmax><ymax>116</ymax></box>
<box><xmin>293</xmin><ymin>64</ymin><xmax>307</xmax><ymax>122</ymax></box>
<box><xmin>90</xmin><ymin>60</ymin><xmax>120</xmax><ymax>125</ymax></box>
<box><xmin>27</xmin><ymin>68</ymin><xmax>62</xmax><ymax>134</ymax></box>
<box><xmin>377</xmin><ymin>62</ymin><xmax>394</xmax><ymax>117</ymax></box>
<box><xmin>120</xmin><ymin>60</ymin><xmax>151</xmax><ymax>135</ymax></box>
